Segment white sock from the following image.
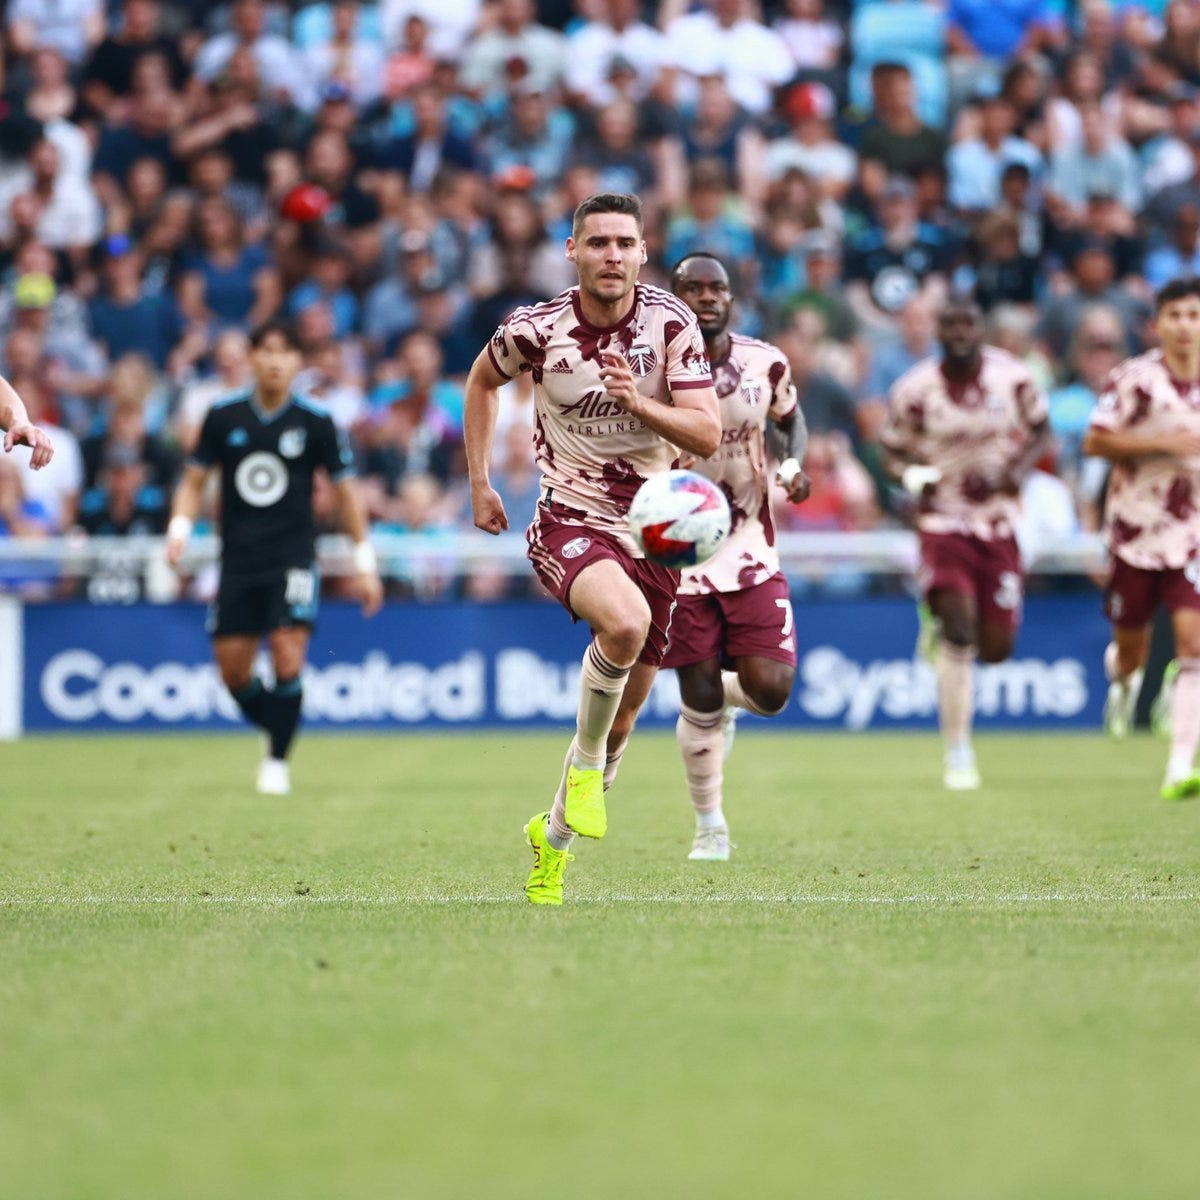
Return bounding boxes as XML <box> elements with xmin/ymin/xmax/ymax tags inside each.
<box><xmin>574</xmin><ymin>641</ymin><xmax>632</xmax><ymax>770</ymax></box>
<box><xmin>696</xmin><ymin>806</ymin><xmax>726</xmax><ymax>830</ymax></box>
<box><xmin>545</xmin><ymin>817</ymin><xmax>574</xmax><ymax>852</ymax></box>
<box><xmin>721</xmin><ymin>670</ymin><xmax>770</xmax><ymax>716</ymax></box>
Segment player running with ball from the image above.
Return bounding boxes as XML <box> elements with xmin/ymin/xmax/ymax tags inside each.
<box><xmin>1084</xmin><ymin>277</ymin><xmax>1200</xmax><ymax>799</ymax></box>
<box><xmin>882</xmin><ymin>297</ymin><xmax>1051</xmax><ymax>790</ymax></box>
<box><xmin>663</xmin><ymin>253</ymin><xmax>810</xmax><ymax>860</ymax></box>
<box><xmin>464</xmin><ymin>193</ymin><xmax>720</xmax><ymax>905</ymax></box>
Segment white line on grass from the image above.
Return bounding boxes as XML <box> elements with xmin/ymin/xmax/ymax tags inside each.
<box><xmin>1</xmin><ymin>893</ymin><xmax>1197</xmax><ymax>906</ymax></box>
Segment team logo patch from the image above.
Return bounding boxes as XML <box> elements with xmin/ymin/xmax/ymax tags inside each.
<box><xmin>562</xmin><ymin>536</ymin><xmax>591</xmax><ymax>559</ymax></box>
<box><xmin>741</xmin><ymin>380</ymin><xmax>764</xmax><ymax>407</ymax></box>
<box><xmin>279</xmin><ymin>427</ymin><xmax>307</xmax><ymax>459</ymax></box>
<box><xmin>234</xmin><ymin>451</ymin><xmax>288</xmax><ymax>508</ymax></box>
<box><xmin>628</xmin><ymin>345</ymin><xmax>658</xmax><ymax>377</ymax></box>
<box><xmin>227</xmin><ymin>428</ymin><xmax>249</xmax><ymax>447</ymax></box>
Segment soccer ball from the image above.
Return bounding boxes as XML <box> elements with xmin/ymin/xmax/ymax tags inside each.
<box><xmin>628</xmin><ymin>469</ymin><xmax>731</xmax><ymax>569</ymax></box>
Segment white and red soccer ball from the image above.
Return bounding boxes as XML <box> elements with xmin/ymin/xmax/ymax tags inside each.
<box><xmin>628</xmin><ymin>469</ymin><xmax>731</xmax><ymax>570</ymax></box>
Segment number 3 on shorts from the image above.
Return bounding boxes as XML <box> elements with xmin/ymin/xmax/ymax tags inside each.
<box><xmin>994</xmin><ymin>571</ymin><xmax>1021</xmax><ymax>612</ymax></box>
<box><xmin>776</xmin><ymin>597</ymin><xmax>794</xmax><ymax>648</ymax></box>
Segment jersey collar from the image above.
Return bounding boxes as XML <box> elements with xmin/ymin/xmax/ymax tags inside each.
<box><xmin>249</xmin><ymin>391</ymin><xmax>295</xmax><ymax>424</ymax></box>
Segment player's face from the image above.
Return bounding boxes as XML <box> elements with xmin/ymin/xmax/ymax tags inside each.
<box><xmin>567</xmin><ymin>213</ymin><xmax>646</xmax><ymax>305</ymax></box>
<box><xmin>672</xmin><ymin>258</ymin><xmax>732</xmax><ymax>338</ymax></box>
<box><xmin>251</xmin><ymin>332</ymin><xmax>303</xmax><ymax>393</ymax></box>
<box><xmin>1156</xmin><ymin>294</ymin><xmax>1200</xmax><ymax>356</ymax></box>
<box><xmin>938</xmin><ymin>305</ymin><xmax>983</xmax><ymax>361</ymax></box>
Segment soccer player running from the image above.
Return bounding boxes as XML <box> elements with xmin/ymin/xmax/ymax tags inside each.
<box><xmin>1083</xmin><ymin>277</ymin><xmax>1200</xmax><ymax>799</ymax></box>
<box><xmin>663</xmin><ymin>253</ymin><xmax>809</xmax><ymax>860</ymax></box>
<box><xmin>882</xmin><ymin>297</ymin><xmax>1051</xmax><ymax>790</ymax></box>
<box><xmin>464</xmin><ymin>193</ymin><xmax>721</xmax><ymax>905</ymax></box>
<box><xmin>1</xmin><ymin>372</ymin><xmax>53</xmax><ymax>468</ymax></box>
<box><xmin>166</xmin><ymin>318</ymin><xmax>383</xmax><ymax>795</ymax></box>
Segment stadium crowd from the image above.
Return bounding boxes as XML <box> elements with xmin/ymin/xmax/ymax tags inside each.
<box><xmin>0</xmin><ymin>0</ymin><xmax>1190</xmax><ymax>597</ymax></box>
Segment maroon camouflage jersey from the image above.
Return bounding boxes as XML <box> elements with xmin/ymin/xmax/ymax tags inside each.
<box><xmin>489</xmin><ymin>284</ymin><xmax>712</xmax><ymax>554</ymax></box>
<box><xmin>882</xmin><ymin>347</ymin><xmax>1048</xmax><ymax>540</ymax></box>
<box><xmin>1088</xmin><ymin>349</ymin><xmax>1200</xmax><ymax>570</ymax></box>
<box><xmin>678</xmin><ymin>333</ymin><xmax>797</xmax><ymax>596</ymax></box>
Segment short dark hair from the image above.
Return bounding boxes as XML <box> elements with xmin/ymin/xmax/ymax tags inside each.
<box><xmin>669</xmin><ymin>252</ymin><xmax>730</xmax><ymax>288</ymax></box>
<box><xmin>1155</xmin><ymin>277</ymin><xmax>1200</xmax><ymax>311</ymax></box>
<box><xmin>571</xmin><ymin>192</ymin><xmax>643</xmax><ymax>238</ymax></box>
<box><xmin>249</xmin><ymin>316</ymin><xmax>302</xmax><ymax>350</ymax></box>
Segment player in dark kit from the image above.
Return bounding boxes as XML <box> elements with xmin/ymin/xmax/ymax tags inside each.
<box><xmin>166</xmin><ymin>319</ymin><xmax>383</xmax><ymax>794</ymax></box>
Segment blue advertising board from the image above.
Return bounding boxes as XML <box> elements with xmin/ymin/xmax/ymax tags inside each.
<box><xmin>20</xmin><ymin>596</ymin><xmax>1111</xmax><ymax>732</ymax></box>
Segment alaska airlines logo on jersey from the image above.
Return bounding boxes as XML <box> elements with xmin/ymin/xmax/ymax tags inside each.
<box><xmin>562</xmin><ymin>536</ymin><xmax>591</xmax><ymax>559</ymax></box>
<box><xmin>628</xmin><ymin>345</ymin><xmax>658</xmax><ymax>377</ymax></box>
<box><xmin>227</xmin><ymin>428</ymin><xmax>249</xmax><ymax>447</ymax></box>
<box><xmin>234</xmin><ymin>451</ymin><xmax>288</xmax><ymax>507</ymax></box>
<box><xmin>741</xmin><ymin>380</ymin><xmax>764</xmax><ymax>407</ymax></box>
<box><xmin>279</xmin><ymin>427</ymin><xmax>307</xmax><ymax>459</ymax></box>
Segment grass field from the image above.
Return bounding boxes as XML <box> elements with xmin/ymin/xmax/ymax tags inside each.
<box><xmin>3</xmin><ymin>730</ymin><xmax>1199</xmax><ymax>1200</ymax></box>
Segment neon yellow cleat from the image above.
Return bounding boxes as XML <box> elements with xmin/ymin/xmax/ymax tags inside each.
<box><xmin>524</xmin><ymin>812</ymin><xmax>573</xmax><ymax>905</ymax></box>
<box><xmin>1161</xmin><ymin>772</ymin><xmax>1200</xmax><ymax>801</ymax></box>
<box><xmin>915</xmin><ymin>601</ymin><xmax>939</xmax><ymax>664</ymax></box>
<box><xmin>564</xmin><ymin>765</ymin><xmax>606</xmax><ymax>838</ymax></box>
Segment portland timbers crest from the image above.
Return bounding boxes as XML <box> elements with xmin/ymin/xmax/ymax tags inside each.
<box><xmin>628</xmin><ymin>345</ymin><xmax>658</xmax><ymax>377</ymax></box>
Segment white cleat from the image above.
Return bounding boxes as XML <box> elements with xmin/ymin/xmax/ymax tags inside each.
<box><xmin>688</xmin><ymin>825</ymin><xmax>733</xmax><ymax>861</ymax></box>
<box><xmin>943</xmin><ymin>745</ymin><xmax>981</xmax><ymax>791</ymax></box>
<box><xmin>721</xmin><ymin>705</ymin><xmax>739</xmax><ymax>762</ymax></box>
<box><xmin>256</xmin><ymin>757</ymin><xmax>291</xmax><ymax>795</ymax></box>
<box><xmin>1103</xmin><ymin>669</ymin><xmax>1143</xmax><ymax>740</ymax></box>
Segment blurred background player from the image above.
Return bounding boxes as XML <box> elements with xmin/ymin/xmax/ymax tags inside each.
<box><xmin>882</xmin><ymin>298</ymin><xmax>1051</xmax><ymax>790</ymax></box>
<box><xmin>1</xmin><ymin>372</ymin><xmax>54</xmax><ymax>470</ymax></box>
<box><xmin>166</xmin><ymin>318</ymin><xmax>382</xmax><ymax>796</ymax></box>
<box><xmin>463</xmin><ymin>192</ymin><xmax>720</xmax><ymax>905</ymax></box>
<box><xmin>1083</xmin><ymin>277</ymin><xmax>1200</xmax><ymax>800</ymax></box>
<box><xmin>664</xmin><ymin>253</ymin><xmax>809</xmax><ymax>861</ymax></box>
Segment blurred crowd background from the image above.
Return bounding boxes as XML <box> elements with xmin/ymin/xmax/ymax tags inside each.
<box><xmin>0</xmin><ymin>0</ymin><xmax>1188</xmax><ymax>599</ymax></box>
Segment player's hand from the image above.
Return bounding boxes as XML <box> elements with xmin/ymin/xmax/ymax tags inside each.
<box><xmin>779</xmin><ymin>469</ymin><xmax>811</xmax><ymax>504</ymax></box>
<box><xmin>356</xmin><ymin>570</ymin><xmax>384</xmax><ymax>618</ymax></box>
<box><xmin>471</xmin><ymin>483</ymin><xmax>509</xmax><ymax>535</ymax></box>
<box><xmin>4</xmin><ymin>421</ymin><xmax>53</xmax><ymax>469</ymax></box>
<box><xmin>599</xmin><ymin>352</ymin><xmax>641</xmax><ymax>414</ymax></box>
<box><xmin>165</xmin><ymin>536</ymin><xmax>186</xmax><ymax>569</ymax></box>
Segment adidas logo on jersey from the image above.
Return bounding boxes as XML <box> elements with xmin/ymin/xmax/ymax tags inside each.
<box><xmin>548</xmin><ymin>358</ymin><xmax>572</xmax><ymax>374</ymax></box>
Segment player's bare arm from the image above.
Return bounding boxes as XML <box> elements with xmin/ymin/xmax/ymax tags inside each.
<box><xmin>599</xmin><ymin>351</ymin><xmax>721</xmax><ymax>457</ymax></box>
<box><xmin>333</xmin><ymin>476</ymin><xmax>384</xmax><ymax>618</ymax></box>
<box><xmin>1083</xmin><ymin>426</ymin><xmax>1200</xmax><ymax>462</ymax></box>
<box><xmin>773</xmin><ymin>406</ymin><xmax>811</xmax><ymax>503</ymax></box>
<box><xmin>463</xmin><ymin>348</ymin><xmax>510</xmax><ymax>535</ymax></box>
<box><xmin>997</xmin><ymin>417</ymin><xmax>1054</xmax><ymax>494</ymax></box>
<box><xmin>0</xmin><ymin>373</ymin><xmax>53</xmax><ymax>469</ymax></box>
<box><xmin>165</xmin><ymin>462</ymin><xmax>211</xmax><ymax>568</ymax></box>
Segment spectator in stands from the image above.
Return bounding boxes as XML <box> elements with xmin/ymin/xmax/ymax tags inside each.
<box><xmin>459</xmin><ymin>0</ymin><xmax>565</xmax><ymax>99</ymax></box>
<box><xmin>572</xmin><ymin>98</ymin><xmax>661</xmax><ymax>202</ymax></box>
<box><xmin>968</xmin><ymin>211</ymin><xmax>1040</xmax><ymax>311</ymax></box>
<box><xmin>764</xmin><ymin>82</ymin><xmax>856</xmax><ymax>201</ymax></box>
<box><xmin>194</xmin><ymin>0</ymin><xmax>313</xmax><ymax>111</ymax></box>
<box><xmin>1035</xmin><ymin>238</ymin><xmax>1149</xmax><ymax>361</ymax></box>
<box><xmin>1075</xmin><ymin>0</ymin><xmax>1136</xmax><ymax>86</ymax></box>
<box><xmin>287</xmin><ymin>239</ymin><xmax>358</xmax><ymax>339</ymax></box>
<box><xmin>663</xmin><ymin>0</ymin><xmax>794</xmax><ymax>117</ymax></box>
<box><xmin>1145</xmin><ymin>132</ymin><xmax>1200</xmax><ymax>235</ymax></box>
<box><xmin>25</xmin><ymin>48</ymin><xmax>80</xmax><ymax>125</ymax></box>
<box><xmin>566</xmin><ymin>0</ymin><xmax>667</xmax><ymax>107</ymax></box>
<box><xmin>469</xmin><ymin>188</ymin><xmax>571</xmax><ymax>307</ymax></box>
<box><xmin>946</xmin><ymin>0</ymin><xmax>1060</xmax><ymax>112</ymax></box>
<box><xmin>1047</xmin><ymin>101</ymin><xmax>1142</xmax><ymax>214</ymax></box>
<box><xmin>662</xmin><ymin>159</ymin><xmax>756</xmax><ymax>292</ymax></box>
<box><xmin>861</xmin><ymin>293</ymin><xmax>938</xmax><ymax>408</ymax></box>
<box><xmin>178</xmin><ymin>197</ymin><xmax>280</xmax><ymax>331</ymax></box>
<box><xmin>82</xmin><ymin>353</ymin><xmax>177</xmax><ymax>486</ymax></box>
<box><xmin>858</xmin><ymin>62</ymin><xmax>948</xmax><ymax>177</ymax></box>
<box><xmin>381</xmin><ymin>0</ymin><xmax>481</xmax><ymax>61</ymax></box>
<box><xmin>773</xmin><ymin>0</ymin><xmax>844</xmax><ymax>74</ymax></box>
<box><xmin>81</xmin><ymin>0</ymin><xmax>186</xmax><ymax>120</ymax></box>
<box><xmin>946</xmin><ymin>94</ymin><xmax>1042</xmax><ymax>215</ymax></box>
<box><xmin>673</xmin><ymin>75</ymin><xmax>763</xmax><ymax>203</ymax></box>
<box><xmin>1144</xmin><ymin>204</ymin><xmax>1200</xmax><ymax>287</ymax></box>
<box><xmin>1139</xmin><ymin>84</ymin><xmax>1200</xmax><ymax>199</ymax></box>
<box><xmin>173</xmin><ymin>327</ymin><xmax>252</xmax><ymax>452</ymax></box>
<box><xmin>92</xmin><ymin>84</ymin><xmax>183</xmax><ymax>203</ymax></box>
<box><xmin>78</xmin><ymin>440</ymin><xmax>169</xmax><ymax>535</ymax></box>
<box><xmin>996</xmin><ymin>161</ymin><xmax>1043</xmax><ymax>256</ymax></box>
<box><xmin>1159</xmin><ymin>0</ymin><xmax>1200</xmax><ymax>87</ymax></box>
<box><xmin>1045</xmin><ymin>51</ymin><xmax>1112</xmax><ymax>153</ymax></box>
<box><xmin>776</xmin><ymin>430</ymin><xmax>879</xmax><ymax>533</ymax></box>
<box><xmin>304</xmin><ymin>0</ymin><xmax>386</xmax><ymax>110</ymax></box>
<box><xmin>383</xmin><ymin>14</ymin><xmax>438</xmax><ymax>103</ymax></box>
<box><xmin>999</xmin><ymin>57</ymin><xmax>1050</xmax><ymax>148</ymax></box>
<box><xmin>373</xmin><ymin>84</ymin><xmax>478</xmax><ymax>193</ymax></box>
<box><xmin>485</xmin><ymin>81</ymin><xmax>575</xmax><ymax>198</ymax></box>
<box><xmin>5</xmin><ymin>0</ymin><xmax>104</xmax><ymax>67</ymax></box>
<box><xmin>297</xmin><ymin>336</ymin><xmax>367</xmax><ymax>431</ymax></box>
<box><xmin>88</xmin><ymin>235</ymin><xmax>182</xmax><ymax>370</ymax></box>
<box><xmin>776</xmin><ymin>309</ymin><xmax>861</xmax><ymax>446</ymax></box>
<box><xmin>489</xmin><ymin>420</ymin><xmax>540</xmax><ymax>533</ymax></box>
<box><xmin>0</xmin><ymin>136</ymin><xmax>102</xmax><ymax>265</ymax></box>
<box><xmin>843</xmin><ymin>176</ymin><xmax>952</xmax><ymax>338</ymax></box>
<box><xmin>787</xmin><ymin>229</ymin><xmax>860</xmax><ymax>344</ymax></box>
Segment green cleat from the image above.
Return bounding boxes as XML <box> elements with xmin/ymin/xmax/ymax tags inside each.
<box><xmin>564</xmin><ymin>765</ymin><xmax>606</xmax><ymax>838</ymax></box>
<box><xmin>1151</xmin><ymin>660</ymin><xmax>1178</xmax><ymax>740</ymax></box>
<box><xmin>524</xmin><ymin>812</ymin><xmax>573</xmax><ymax>905</ymax></box>
<box><xmin>1161</xmin><ymin>771</ymin><xmax>1200</xmax><ymax>801</ymax></box>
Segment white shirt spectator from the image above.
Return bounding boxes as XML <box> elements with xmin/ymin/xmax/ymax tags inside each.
<box><xmin>764</xmin><ymin>137</ymin><xmax>855</xmax><ymax>188</ymax></box>
<box><xmin>774</xmin><ymin>15</ymin><xmax>843</xmax><ymax>69</ymax></box>
<box><xmin>15</xmin><ymin>421</ymin><xmax>83</xmax><ymax>530</ymax></box>
<box><xmin>0</xmin><ymin>175</ymin><xmax>102</xmax><ymax>250</ymax></box>
<box><xmin>459</xmin><ymin>24</ymin><xmax>566</xmax><ymax>96</ymax></box>
<box><xmin>947</xmin><ymin>136</ymin><xmax>1042</xmax><ymax>211</ymax></box>
<box><xmin>6</xmin><ymin>0</ymin><xmax>102</xmax><ymax>64</ymax></box>
<box><xmin>381</xmin><ymin>0</ymin><xmax>482</xmax><ymax>57</ymax></box>
<box><xmin>663</xmin><ymin>11</ymin><xmax>794</xmax><ymax>115</ymax></box>
<box><xmin>195</xmin><ymin>33</ymin><xmax>316</xmax><ymax>110</ymax></box>
<box><xmin>567</xmin><ymin>18</ymin><xmax>667</xmax><ymax>104</ymax></box>
<box><xmin>304</xmin><ymin>40</ymin><xmax>388</xmax><ymax>107</ymax></box>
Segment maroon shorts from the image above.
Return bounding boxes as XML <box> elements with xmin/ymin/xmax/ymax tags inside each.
<box><xmin>526</xmin><ymin>502</ymin><xmax>678</xmax><ymax>666</ymax></box>
<box><xmin>1104</xmin><ymin>557</ymin><xmax>1200</xmax><ymax>628</ymax></box>
<box><xmin>661</xmin><ymin>572</ymin><xmax>797</xmax><ymax>670</ymax></box>
<box><xmin>918</xmin><ymin>531</ymin><xmax>1024</xmax><ymax>634</ymax></box>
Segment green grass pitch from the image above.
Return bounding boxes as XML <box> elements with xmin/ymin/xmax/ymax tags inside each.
<box><xmin>3</xmin><ymin>730</ymin><xmax>1199</xmax><ymax>1200</ymax></box>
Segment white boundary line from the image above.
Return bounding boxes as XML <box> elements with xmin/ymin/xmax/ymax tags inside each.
<box><xmin>1</xmin><ymin>893</ymin><xmax>1197</xmax><ymax>906</ymax></box>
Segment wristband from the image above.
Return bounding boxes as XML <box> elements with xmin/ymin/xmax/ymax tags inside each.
<box><xmin>777</xmin><ymin>457</ymin><xmax>802</xmax><ymax>487</ymax></box>
<box><xmin>353</xmin><ymin>540</ymin><xmax>378</xmax><ymax>575</ymax></box>
<box><xmin>167</xmin><ymin>515</ymin><xmax>193</xmax><ymax>542</ymax></box>
<box><xmin>901</xmin><ymin>465</ymin><xmax>942</xmax><ymax>496</ymax></box>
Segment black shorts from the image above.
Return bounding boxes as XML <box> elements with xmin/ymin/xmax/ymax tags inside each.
<box><xmin>207</xmin><ymin>565</ymin><xmax>320</xmax><ymax>638</ymax></box>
